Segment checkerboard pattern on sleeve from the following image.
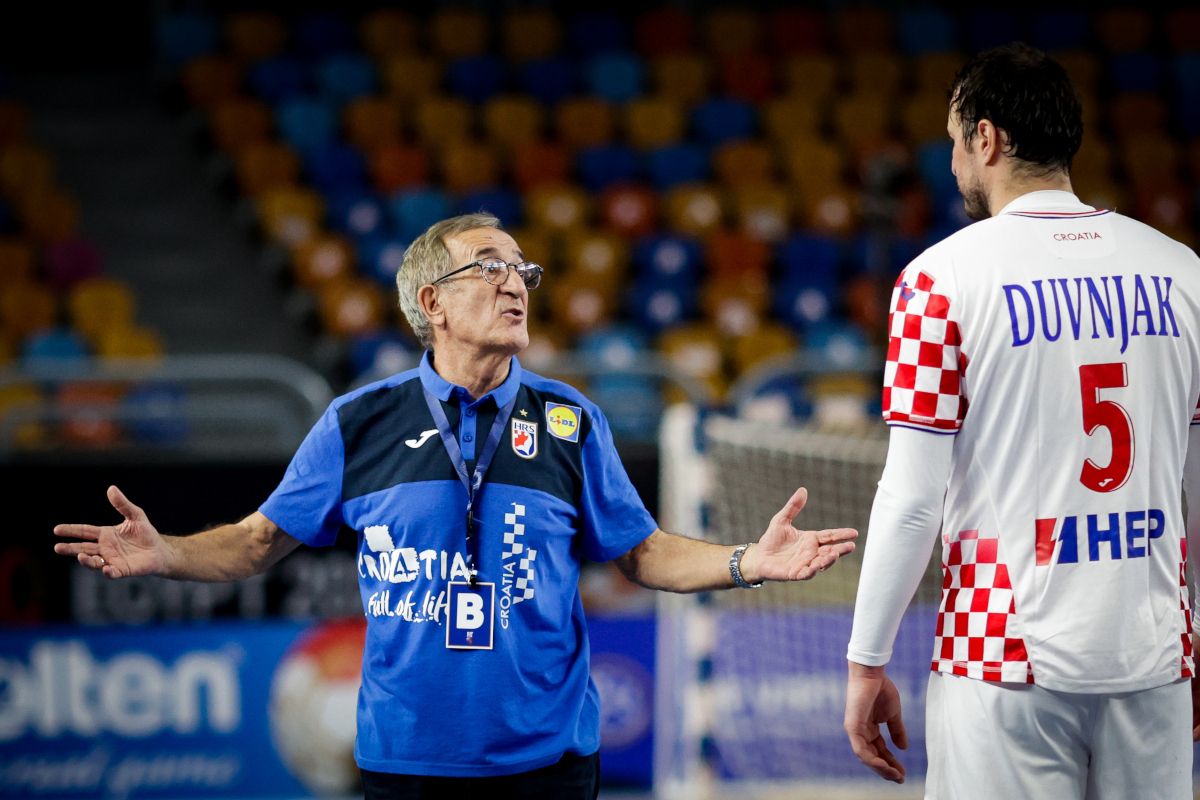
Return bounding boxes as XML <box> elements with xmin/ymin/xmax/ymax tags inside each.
<box><xmin>932</xmin><ymin>528</ymin><xmax>1034</xmax><ymax>684</ymax></box>
<box><xmin>1179</xmin><ymin>539</ymin><xmax>1194</xmax><ymax>678</ymax></box>
<box><xmin>883</xmin><ymin>269</ymin><xmax>967</xmax><ymax>433</ymax></box>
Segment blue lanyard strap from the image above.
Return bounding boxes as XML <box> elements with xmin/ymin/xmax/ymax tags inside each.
<box><xmin>422</xmin><ymin>385</ymin><xmax>518</xmax><ymax>586</ymax></box>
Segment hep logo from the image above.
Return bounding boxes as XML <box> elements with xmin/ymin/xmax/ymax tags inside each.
<box><xmin>899</xmin><ymin>281</ymin><xmax>915</xmax><ymax>301</ymax></box>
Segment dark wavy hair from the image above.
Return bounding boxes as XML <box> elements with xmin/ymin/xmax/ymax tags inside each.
<box><xmin>950</xmin><ymin>43</ymin><xmax>1083</xmax><ymax>176</ymax></box>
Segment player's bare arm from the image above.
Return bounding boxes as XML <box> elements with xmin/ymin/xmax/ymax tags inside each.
<box><xmin>53</xmin><ymin>484</ymin><xmax>300</xmax><ymax>582</ymax></box>
<box><xmin>615</xmin><ymin>486</ymin><xmax>857</xmax><ymax>592</ymax></box>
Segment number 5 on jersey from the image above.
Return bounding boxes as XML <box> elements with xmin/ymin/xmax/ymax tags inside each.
<box><xmin>1079</xmin><ymin>363</ymin><xmax>1134</xmax><ymax>493</ymax></box>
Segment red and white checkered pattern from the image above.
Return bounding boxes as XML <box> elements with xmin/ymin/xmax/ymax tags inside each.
<box><xmin>1180</xmin><ymin>539</ymin><xmax>1194</xmax><ymax>678</ymax></box>
<box><xmin>1192</xmin><ymin>395</ymin><xmax>1200</xmax><ymax>424</ymax></box>
<box><xmin>883</xmin><ymin>270</ymin><xmax>967</xmax><ymax>433</ymax></box>
<box><xmin>932</xmin><ymin>528</ymin><xmax>1034</xmax><ymax>684</ymax></box>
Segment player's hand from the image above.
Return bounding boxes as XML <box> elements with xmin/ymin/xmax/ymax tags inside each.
<box><xmin>53</xmin><ymin>486</ymin><xmax>172</xmax><ymax>579</ymax></box>
<box><xmin>844</xmin><ymin>661</ymin><xmax>908</xmax><ymax>783</ymax></box>
<box><xmin>739</xmin><ymin>487</ymin><xmax>857</xmax><ymax>582</ymax></box>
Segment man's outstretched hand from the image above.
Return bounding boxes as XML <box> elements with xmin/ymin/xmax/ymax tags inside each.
<box><xmin>739</xmin><ymin>487</ymin><xmax>857</xmax><ymax>582</ymax></box>
<box><xmin>845</xmin><ymin>662</ymin><xmax>908</xmax><ymax>783</ymax></box>
<box><xmin>54</xmin><ymin>486</ymin><xmax>171</xmax><ymax>579</ymax></box>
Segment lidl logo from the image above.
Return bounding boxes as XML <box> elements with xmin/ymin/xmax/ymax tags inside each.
<box><xmin>545</xmin><ymin>403</ymin><xmax>582</xmax><ymax>442</ymax></box>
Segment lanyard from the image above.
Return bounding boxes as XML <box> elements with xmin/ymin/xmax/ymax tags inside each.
<box><xmin>422</xmin><ymin>386</ymin><xmax>517</xmax><ymax>587</ymax></box>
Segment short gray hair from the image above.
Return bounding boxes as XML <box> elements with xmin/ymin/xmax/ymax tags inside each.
<box><xmin>396</xmin><ymin>213</ymin><xmax>504</xmax><ymax>349</ymax></box>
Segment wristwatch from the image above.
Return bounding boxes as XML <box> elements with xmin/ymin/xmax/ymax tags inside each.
<box><xmin>729</xmin><ymin>543</ymin><xmax>764</xmax><ymax>589</ymax></box>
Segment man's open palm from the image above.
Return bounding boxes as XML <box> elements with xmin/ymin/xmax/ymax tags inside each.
<box><xmin>749</xmin><ymin>487</ymin><xmax>857</xmax><ymax>581</ymax></box>
<box><xmin>54</xmin><ymin>486</ymin><xmax>167</xmax><ymax>579</ymax></box>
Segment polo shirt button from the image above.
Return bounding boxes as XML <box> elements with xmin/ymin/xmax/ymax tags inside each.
<box><xmin>465</xmin><ymin>409</ymin><xmax>475</xmax><ymax>417</ymax></box>
<box><xmin>463</xmin><ymin>433</ymin><xmax>473</xmax><ymax>442</ymax></box>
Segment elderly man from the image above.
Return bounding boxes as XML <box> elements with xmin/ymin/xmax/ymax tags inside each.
<box><xmin>54</xmin><ymin>213</ymin><xmax>857</xmax><ymax>800</ymax></box>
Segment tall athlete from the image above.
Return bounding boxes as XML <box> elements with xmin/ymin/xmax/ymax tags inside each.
<box><xmin>843</xmin><ymin>43</ymin><xmax>1200</xmax><ymax>799</ymax></box>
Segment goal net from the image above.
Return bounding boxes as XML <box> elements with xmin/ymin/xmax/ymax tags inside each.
<box><xmin>655</xmin><ymin>405</ymin><xmax>942</xmax><ymax>800</ymax></box>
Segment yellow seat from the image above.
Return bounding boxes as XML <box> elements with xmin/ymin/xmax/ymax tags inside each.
<box><xmin>834</xmin><ymin>7</ymin><xmax>893</xmax><ymax>53</ymax></box>
<box><xmin>913</xmin><ymin>53</ymin><xmax>966</xmax><ymax>96</ymax></box>
<box><xmin>209</xmin><ymin>97</ymin><xmax>273</xmax><ymax>154</ymax></box>
<box><xmin>762</xmin><ymin>97</ymin><xmax>823</xmax><ymax>144</ymax></box>
<box><xmin>780</xmin><ymin>137</ymin><xmax>845</xmax><ymax>193</ymax></box>
<box><xmin>181</xmin><ymin>55</ymin><xmax>242</xmax><ymax>109</ymax></box>
<box><xmin>658</xmin><ymin>324</ymin><xmax>728</xmax><ymax>401</ymax></box>
<box><xmin>345</xmin><ymin>97</ymin><xmax>403</xmax><ymax>153</ymax></box>
<box><xmin>225</xmin><ymin>11</ymin><xmax>286</xmax><ymax>63</ymax></box>
<box><xmin>69</xmin><ymin>278</ymin><xmax>135</xmax><ymax>343</ymax></box>
<box><xmin>235</xmin><ymin>142</ymin><xmax>300</xmax><ymax>197</ymax></box>
<box><xmin>731</xmin><ymin>322</ymin><xmax>797</xmax><ymax>375</ymax></box>
<box><xmin>293</xmin><ymin>234</ymin><xmax>355</xmax><ymax>288</ymax></box>
<box><xmin>0</xmin><ymin>281</ymin><xmax>57</xmax><ymax>340</ymax></box>
<box><xmin>382</xmin><ymin>57</ymin><xmax>443</xmax><ymax>105</ymax></box>
<box><xmin>848</xmin><ymin>53</ymin><xmax>902</xmax><ymax>98</ymax></box>
<box><xmin>1122</xmin><ymin>135</ymin><xmax>1181</xmax><ymax>187</ymax></box>
<box><xmin>482</xmin><ymin>95</ymin><xmax>545</xmax><ymax>151</ymax></box>
<box><xmin>1055</xmin><ymin>51</ymin><xmax>1101</xmax><ymax>97</ymax></box>
<box><xmin>318</xmin><ymin>278</ymin><xmax>387</xmax><ymax>337</ymax></box>
<box><xmin>713</xmin><ymin>141</ymin><xmax>774</xmax><ymax>187</ymax></box>
<box><xmin>797</xmin><ymin>185</ymin><xmax>858</xmax><ymax>236</ymax></box>
<box><xmin>1096</xmin><ymin>8</ymin><xmax>1153</xmax><ymax>54</ymax></box>
<box><xmin>1071</xmin><ymin>137</ymin><xmax>1113</xmax><ymax>185</ymax></box>
<box><xmin>704</xmin><ymin>8</ymin><xmax>761</xmax><ymax>57</ymax></box>
<box><xmin>505</xmin><ymin>227</ymin><xmax>555</xmax><ymax>272</ymax></box>
<box><xmin>440</xmin><ymin>141</ymin><xmax>499</xmax><ymax>192</ymax></box>
<box><xmin>258</xmin><ymin>188</ymin><xmax>324</xmax><ymax>247</ymax></box>
<box><xmin>415</xmin><ymin>96</ymin><xmax>473</xmax><ymax>150</ymax></box>
<box><xmin>0</xmin><ymin>144</ymin><xmax>55</xmax><ymax>204</ymax></box>
<box><xmin>0</xmin><ymin>238</ymin><xmax>34</xmax><ymax>287</ymax></box>
<box><xmin>663</xmin><ymin>184</ymin><xmax>724</xmax><ymax>237</ymax></box>
<box><xmin>702</xmin><ymin>273</ymin><xmax>770</xmax><ymax>337</ymax></box>
<box><xmin>901</xmin><ymin>93</ymin><xmax>950</xmax><ymax>145</ymax></box>
<box><xmin>731</xmin><ymin>183</ymin><xmax>791</xmax><ymax>243</ymax></box>
<box><xmin>525</xmin><ymin>184</ymin><xmax>590</xmax><ymax>232</ymax></box>
<box><xmin>549</xmin><ymin>275</ymin><xmax>614</xmax><ymax>336</ymax></box>
<box><xmin>563</xmin><ymin>231</ymin><xmax>628</xmax><ymax>291</ymax></box>
<box><xmin>626</xmin><ymin>97</ymin><xmax>686</xmax><ymax>150</ymax></box>
<box><xmin>361</xmin><ymin>9</ymin><xmax>418</xmax><ymax>62</ymax></box>
<box><xmin>503</xmin><ymin>9</ymin><xmax>562</xmax><ymax>62</ymax></box>
<box><xmin>431</xmin><ymin>8</ymin><xmax>488</xmax><ymax>59</ymax></box>
<box><xmin>1110</xmin><ymin>93</ymin><xmax>1166</xmax><ymax>139</ymax></box>
<box><xmin>1072</xmin><ymin>175</ymin><xmax>1124</xmax><ymax>213</ymax></box>
<box><xmin>21</xmin><ymin>192</ymin><xmax>78</xmax><ymax>243</ymax></box>
<box><xmin>555</xmin><ymin>98</ymin><xmax>614</xmax><ymax>149</ymax></box>
<box><xmin>97</xmin><ymin>325</ymin><xmax>163</xmax><ymax>359</ymax></box>
<box><xmin>833</xmin><ymin>94</ymin><xmax>892</xmax><ymax>150</ymax></box>
<box><xmin>652</xmin><ymin>54</ymin><xmax>711</xmax><ymax>106</ymax></box>
<box><xmin>780</xmin><ymin>54</ymin><xmax>837</xmax><ymax>101</ymax></box>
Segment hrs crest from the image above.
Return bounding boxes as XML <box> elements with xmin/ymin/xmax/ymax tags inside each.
<box><xmin>511</xmin><ymin>420</ymin><xmax>537</xmax><ymax>458</ymax></box>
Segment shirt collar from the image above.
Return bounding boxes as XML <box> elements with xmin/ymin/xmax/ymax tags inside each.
<box><xmin>997</xmin><ymin>189</ymin><xmax>1093</xmax><ymax>216</ymax></box>
<box><xmin>419</xmin><ymin>350</ymin><xmax>523</xmax><ymax>408</ymax></box>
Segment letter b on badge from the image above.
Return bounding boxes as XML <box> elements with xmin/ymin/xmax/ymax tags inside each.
<box><xmin>447</xmin><ymin>582</ymin><xmax>495</xmax><ymax>650</ymax></box>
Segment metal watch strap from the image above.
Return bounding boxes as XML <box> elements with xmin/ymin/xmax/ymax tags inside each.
<box><xmin>729</xmin><ymin>543</ymin><xmax>763</xmax><ymax>589</ymax></box>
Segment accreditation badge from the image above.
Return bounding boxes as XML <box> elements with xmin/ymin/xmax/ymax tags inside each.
<box><xmin>446</xmin><ymin>581</ymin><xmax>495</xmax><ymax>650</ymax></box>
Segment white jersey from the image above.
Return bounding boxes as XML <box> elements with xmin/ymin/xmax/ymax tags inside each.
<box><xmin>884</xmin><ymin>190</ymin><xmax>1200</xmax><ymax>692</ymax></box>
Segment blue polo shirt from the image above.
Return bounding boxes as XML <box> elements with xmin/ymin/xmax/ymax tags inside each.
<box><xmin>260</xmin><ymin>352</ymin><xmax>657</xmax><ymax>777</ymax></box>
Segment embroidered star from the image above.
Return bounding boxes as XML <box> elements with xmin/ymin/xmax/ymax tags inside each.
<box><xmin>519</xmin><ymin>409</ymin><xmax>528</xmax><ymax>417</ymax></box>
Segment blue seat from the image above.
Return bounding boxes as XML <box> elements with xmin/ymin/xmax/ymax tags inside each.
<box><xmin>630</xmin><ymin>278</ymin><xmax>697</xmax><ymax>333</ymax></box>
<box><xmin>250</xmin><ymin>58</ymin><xmax>309</xmax><ymax>104</ymax></box>
<box><xmin>358</xmin><ymin>234</ymin><xmax>411</xmax><ymax>286</ymax></box>
<box><xmin>585</xmin><ymin>53</ymin><xmax>645</xmax><ymax>103</ymax></box>
<box><xmin>390</xmin><ymin>188</ymin><xmax>452</xmax><ymax>241</ymax></box>
<box><xmin>577</xmin><ymin>324</ymin><xmax>649</xmax><ymax>362</ymax></box>
<box><xmin>691</xmin><ymin>98</ymin><xmax>757</xmax><ymax>146</ymax></box>
<box><xmin>805</xmin><ymin>319</ymin><xmax>870</xmax><ymax>369</ymax></box>
<box><xmin>1031</xmin><ymin>11</ymin><xmax>1088</xmax><ymax>51</ymax></box>
<box><xmin>644</xmin><ymin>144</ymin><xmax>709</xmax><ymax>190</ymax></box>
<box><xmin>458</xmin><ymin>188</ymin><xmax>523</xmax><ymax>229</ymax></box>
<box><xmin>577</xmin><ymin>145</ymin><xmax>639</xmax><ymax>192</ymax></box>
<box><xmin>577</xmin><ymin>324</ymin><xmax>660</xmax><ymax>438</ymax></box>
<box><xmin>633</xmin><ymin>234</ymin><xmax>702</xmax><ymax>281</ymax></box>
<box><xmin>328</xmin><ymin>191</ymin><xmax>387</xmax><ymax>238</ymax></box>
<box><xmin>316</xmin><ymin>54</ymin><xmax>377</xmax><ymax>104</ymax></box>
<box><xmin>295</xmin><ymin>12</ymin><xmax>355</xmax><ymax>60</ymax></box>
<box><xmin>306</xmin><ymin>144</ymin><xmax>368</xmax><ymax>195</ymax></box>
<box><xmin>22</xmin><ymin>328</ymin><xmax>88</xmax><ymax>362</ymax></box>
<box><xmin>350</xmin><ymin>332</ymin><xmax>417</xmax><ymax>380</ymax></box>
<box><xmin>1177</xmin><ymin>54</ymin><xmax>1200</xmax><ymax>100</ymax></box>
<box><xmin>779</xmin><ymin>233</ymin><xmax>840</xmax><ymax>288</ymax></box>
<box><xmin>916</xmin><ymin>140</ymin><xmax>957</xmax><ymax>203</ymax></box>
<box><xmin>277</xmin><ymin>96</ymin><xmax>338</xmax><ymax>154</ymax></box>
<box><xmin>737</xmin><ymin>374</ymin><xmax>814</xmax><ymax>424</ymax></box>
<box><xmin>775</xmin><ymin>280</ymin><xmax>834</xmax><ymax>331</ymax></box>
<box><xmin>125</xmin><ymin>383</ymin><xmax>188</xmax><ymax>445</ymax></box>
<box><xmin>448</xmin><ymin>56</ymin><xmax>506</xmax><ymax>104</ymax></box>
<box><xmin>568</xmin><ymin>12</ymin><xmax>630</xmax><ymax>57</ymax></box>
<box><xmin>966</xmin><ymin>11</ymin><xmax>1019</xmax><ymax>53</ymax></box>
<box><xmin>156</xmin><ymin>13</ymin><xmax>219</xmax><ymax>66</ymax></box>
<box><xmin>897</xmin><ymin>10</ymin><xmax>958</xmax><ymax>55</ymax></box>
<box><xmin>522</xmin><ymin>58</ymin><xmax>577</xmax><ymax>106</ymax></box>
<box><xmin>1109</xmin><ymin>53</ymin><xmax>1162</xmax><ymax>93</ymax></box>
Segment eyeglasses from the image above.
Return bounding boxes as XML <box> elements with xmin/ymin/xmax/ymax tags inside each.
<box><xmin>432</xmin><ymin>260</ymin><xmax>543</xmax><ymax>290</ymax></box>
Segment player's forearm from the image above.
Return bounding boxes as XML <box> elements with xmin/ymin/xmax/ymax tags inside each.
<box><xmin>847</xmin><ymin>427</ymin><xmax>952</xmax><ymax>666</ymax></box>
<box><xmin>616</xmin><ymin>529</ymin><xmax>738</xmax><ymax>592</ymax></box>
<box><xmin>159</xmin><ymin>515</ymin><xmax>298</xmax><ymax>582</ymax></box>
